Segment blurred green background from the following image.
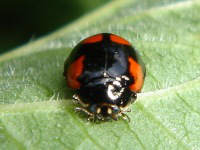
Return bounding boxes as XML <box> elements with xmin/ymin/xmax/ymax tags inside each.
<box><xmin>0</xmin><ymin>0</ymin><xmax>110</xmax><ymax>54</ymax></box>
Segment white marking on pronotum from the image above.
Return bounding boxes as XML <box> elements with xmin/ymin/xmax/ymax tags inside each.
<box><xmin>107</xmin><ymin>85</ymin><xmax>119</xmax><ymax>100</ymax></box>
<box><xmin>113</xmin><ymin>80</ymin><xmax>121</xmax><ymax>87</ymax></box>
<box><xmin>121</xmin><ymin>75</ymin><xmax>129</xmax><ymax>80</ymax></box>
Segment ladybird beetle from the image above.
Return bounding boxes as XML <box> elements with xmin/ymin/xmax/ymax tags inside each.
<box><xmin>64</xmin><ymin>33</ymin><xmax>145</xmax><ymax>121</ymax></box>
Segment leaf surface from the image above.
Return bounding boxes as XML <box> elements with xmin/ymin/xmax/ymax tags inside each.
<box><xmin>0</xmin><ymin>0</ymin><xmax>200</xmax><ymax>149</ymax></box>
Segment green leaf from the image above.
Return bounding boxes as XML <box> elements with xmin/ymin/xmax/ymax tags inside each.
<box><xmin>0</xmin><ymin>0</ymin><xmax>200</xmax><ymax>149</ymax></box>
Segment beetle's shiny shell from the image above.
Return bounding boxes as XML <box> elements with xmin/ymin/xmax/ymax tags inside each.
<box><xmin>64</xmin><ymin>33</ymin><xmax>146</xmax><ymax>120</ymax></box>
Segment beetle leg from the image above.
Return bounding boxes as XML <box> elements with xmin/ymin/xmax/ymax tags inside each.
<box><xmin>110</xmin><ymin>114</ymin><xmax>118</xmax><ymax>121</ymax></box>
<box><xmin>73</xmin><ymin>94</ymin><xmax>89</xmax><ymax>107</ymax></box>
<box><xmin>75</xmin><ymin>107</ymin><xmax>93</xmax><ymax>116</ymax></box>
<box><xmin>121</xmin><ymin>112</ymin><xmax>130</xmax><ymax>122</ymax></box>
<box><xmin>96</xmin><ymin>114</ymin><xmax>104</xmax><ymax>121</ymax></box>
<box><xmin>75</xmin><ymin>107</ymin><xmax>95</xmax><ymax>120</ymax></box>
<box><xmin>123</xmin><ymin>108</ymin><xmax>131</xmax><ymax>112</ymax></box>
<box><xmin>72</xmin><ymin>94</ymin><xmax>79</xmax><ymax>104</ymax></box>
<box><xmin>88</xmin><ymin>115</ymin><xmax>96</xmax><ymax>121</ymax></box>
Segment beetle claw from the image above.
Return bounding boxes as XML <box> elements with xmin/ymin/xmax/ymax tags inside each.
<box><xmin>121</xmin><ymin>113</ymin><xmax>130</xmax><ymax>122</ymax></box>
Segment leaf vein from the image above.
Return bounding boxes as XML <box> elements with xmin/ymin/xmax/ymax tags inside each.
<box><xmin>0</xmin><ymin>120</ymin><xmax>26</xmax><ymax>150</ymax></box>
<box><xmin>136</xmin><ymin>103</ymin><xmax>189</xmax><ymax>150</ymax></box>
<box><xmin>123</xmin><ymin>121</ymin><xmax>146</xmax><ymax>150</ymax></box>
<box><xmin>176</xmin><ymin>92</ymin><xmax>200</xmax><ymax>116</ymax></box>
<box><xmin>65</xmin><ymin>108</ymin><xmax>105</xmax><ymax>150</ymax></box>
